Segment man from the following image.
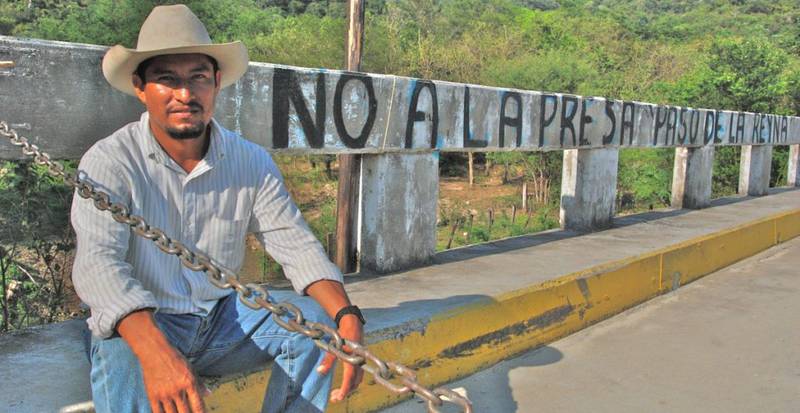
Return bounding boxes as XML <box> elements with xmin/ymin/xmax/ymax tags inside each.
<box><xmin>71</xmin><ymin>5</ymin><xmax>364</xmax><ymax>413</ymax></box>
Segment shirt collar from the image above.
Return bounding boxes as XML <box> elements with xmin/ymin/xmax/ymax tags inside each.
<box><xmin>138</xmin><ymin>112</ymin><xmax>226</xmax><ymax>169</ymax></box>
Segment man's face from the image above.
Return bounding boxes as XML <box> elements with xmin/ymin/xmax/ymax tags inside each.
<box><xmin>133</xmin><ymin>53</ymin><xmax>221</xmax><ymax>141</ymax></box>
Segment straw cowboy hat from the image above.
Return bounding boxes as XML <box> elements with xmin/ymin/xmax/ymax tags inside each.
<box><xmin>102</xmin><ymin>4</ymin><xmax>249</xmax><ymax>96</ymax></box>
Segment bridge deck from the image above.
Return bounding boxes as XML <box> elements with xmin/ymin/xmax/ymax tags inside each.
<box><xmin>384</xmin><ymin>235</ymin><xmax>800</xmax><ymax>412</ymax></box>
<box><xmin>1</xmin><ymin>188</ymin><xmax>799</xmax><ymax>412</ymax></box>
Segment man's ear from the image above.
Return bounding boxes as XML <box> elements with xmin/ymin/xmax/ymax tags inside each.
<box><xmin>132</xmin><ymin>74</ymin><xmax>147</xmax><ymax>105</ymax></box>
<box><xmin>215</xmin><ymin>70</ymin><xmax>222</xmax><ymax>91</ymax></box>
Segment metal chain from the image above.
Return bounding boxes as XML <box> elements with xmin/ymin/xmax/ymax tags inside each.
<box><xmin>0</xmin><ymin>121</ymin><xmax>472</xmax><ymax>413</ymax></box>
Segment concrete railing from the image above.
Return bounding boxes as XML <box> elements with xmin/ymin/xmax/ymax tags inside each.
<box><xmin>2</xmin><ymin>36</ymin><xmax>800</xmax><ymax>274</ymax></box>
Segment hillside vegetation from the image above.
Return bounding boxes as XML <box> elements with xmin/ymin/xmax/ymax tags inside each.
<box><xmin>0</xmin><ymin>0</ymin><xmax>798</xmax><ymax>330</ymax></box>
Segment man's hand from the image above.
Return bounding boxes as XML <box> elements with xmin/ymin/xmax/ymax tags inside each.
<box><xmin>117</xmin><ymin>310</ymin><xmax>207</xmax><ymax>413</ymax></box>
<box><xmin>305</xmin><ymin>280</ymin><xmax>365</xmax><ymax>402</ymax></box>
<box><xmin>317</xmin><ymin>314</ymin><xmax>364</xmax><ymax>402</ymax></box>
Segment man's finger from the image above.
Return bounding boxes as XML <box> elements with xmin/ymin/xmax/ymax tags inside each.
<box><xmin>187</xmin><ymin>385</ymin><xmax>206</xmax><ymax>413</ymax></box>
<box><xmin>161</xmin><ymin>399</ymin><xmax>178</xmax><ymax>413</ymax></box>
<box><xmin>316</xmin><ymin>351</ymin><xmax>336</xmax><ymax>375</ymax></box>
<box><xmin>330</xmin><ymin>364</ymin><xmax>357</xmax><ymax>402</ymax></box>
<box><xmin>353</xmin><ymin>366</ymin><xmax>364</xmax><ymax>389</ymax></box>
<box><xmin>174</xmin><ymin>391</ymin><xmax>190</xmax><ymax>413</ymax></box>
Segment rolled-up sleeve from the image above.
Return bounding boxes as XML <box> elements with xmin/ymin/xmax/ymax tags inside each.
<box><xmin>249</xmin><ymin>154</ymin><xmax>343</xmax><ymax>294</ymax></box>
<box><xmin>71</xmin><ymin>152</ymin><xmax>158</xmax><ymax>338</ymax></box>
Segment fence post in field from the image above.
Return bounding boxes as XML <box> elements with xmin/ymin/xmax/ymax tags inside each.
<box><xmin>521</xmin><ymin>181</ymin><xmax>528</xmax><ymax>210</ymax></box>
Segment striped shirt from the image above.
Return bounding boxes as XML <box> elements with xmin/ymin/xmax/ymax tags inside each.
<box><xmin>71</xmin><ymin>112</ymin><xmax>342</xmax><ymax>338</ymax></box>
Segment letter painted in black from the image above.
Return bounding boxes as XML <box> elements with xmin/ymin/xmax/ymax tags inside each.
<box><xmin>736</xmin><ymin>112</ymin><xmax>746</xmax><ymax>143</ymax></box>
<box><xmin>272</xmin><ymin>68</ymin><xmax>326</xmax><ymax>149</ymax></box>
<box><xmin>665</xmin><ymin>106</ymin><xmax>678</xmax><ymax>145</ymax></box>
<box><xmin>774</xmin><ymin>116</ymin><xmax>781</xmax><ymax>142</ymax></box>
<box><xmin>539</xmin><ymin>94</ymin><xmax>558</xmax><ymax>147</ymax></box>
<box><xmin>781</xmin><ymin>116</ymin><xmax>789</xmax><ymax>142</ymax></box>
<box><xmin>621</xmin><ymin>102</ymin><xmax>635</xmax><ymax>145</ymax></box>
<box><xmin>560</xmin><ymin>96</ymin><xmax>579</xmax><ymax>147</ymax></box>
<box><xmin>770</xmin><ymin>115</ymin><xmax>780</xmax><ymax>143</ymax></box>
<box><xmin>727</xmin><ymin>111</ymin><xmax>734</xmax><ymax>143</ymax></box>
<box><xmin>677</xmin><ymin>107</ymin><xmax>688</xmax><ymax>144</ymax></box>
<box><xmin>499</xmin><ymin>91</ymin><xmax>523</xmax><ymax>148</ymax></box>
<box><xmin>751</xmin><ymin>114</ymin><xmax>761</xmax><ymax>144</ymax></box>
<box><xmin>654</xmin><ymin>105</ymin><xmax>668</xmax><ymax>145</ymax></box>
<box><xmin>704</xmin><ymin>111</ymin><xmax>716</xmax><ymax>145</ymax></box>
<box><xmin>689</xmin><ymin>110</ymin><xmax>701</xmax><ymax>144</ymax></box>
<box><xmin>333</xmin><ymin>73</ymin><xmax>377</xmax><ymax>149</ymax></box>
<box><xmin>603</xmin><ymin>100</ymin><xmax>617</xmax><ymax>145</ymax></box>
<box><xmin>405</xmin><ymin>80</ymin><xmax>439</xmax><ymax>149</ymax></box>
<box><xmin>578</xmin><ymin>99</ymin><xmax>594</xmax><ymax>146</ymax></box>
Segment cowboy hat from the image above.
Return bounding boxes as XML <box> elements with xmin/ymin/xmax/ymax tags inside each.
<box><xmin>102</xmin><ymin>4</ymin><xmax>249</xmax><ymax>96</ymax></box>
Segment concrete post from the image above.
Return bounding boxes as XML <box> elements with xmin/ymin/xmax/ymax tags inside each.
<box><xmin>359</xmin><ymin>153</ymin><xmax>439</xmax><ymax>273</ymax></box>
<box><xmin>739</xmin><ymin>145</ymin><xmax>772</xmax><ymax>196</ymax></box>
<box><xmin>788</xmin><ymin>145</ymin><xmax>800</xmax><ymax>187</ymax></box>
<box><xmin>560</xmin><ymin>148</ymin><xmax>619</xmax><ymax>231</ymax></box>
<box><xmin>671</xmin><ymin>146</ymin><xmax>714</xmax><ymax>209</ymax></box>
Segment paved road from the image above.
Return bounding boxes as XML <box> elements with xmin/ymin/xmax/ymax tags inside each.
<box><xmin>384</xmin><ymin>237</ymin><xmax>800</xmax><ymax>413</ymax></box>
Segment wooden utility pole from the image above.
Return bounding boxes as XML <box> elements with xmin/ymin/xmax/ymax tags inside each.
<box><xmin>334</xmin><ymin>0</ymin><xmax>366</xmax><ymax>273</ymax></box>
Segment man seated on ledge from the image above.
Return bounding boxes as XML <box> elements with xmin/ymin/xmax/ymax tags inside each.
<box><xmin>71</xmin><ymin>4</ymin><xmax>364</xmax><ymax>413</ymax></box>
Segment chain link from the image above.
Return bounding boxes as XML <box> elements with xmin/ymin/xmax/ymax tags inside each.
<box><xmin>0</xmin><ymin>121</ymin><xmax>473</xmax><ymax>413</ymax></box>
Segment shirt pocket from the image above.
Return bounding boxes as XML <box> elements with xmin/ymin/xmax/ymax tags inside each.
<box><xmin>203</xmin><ymin>215</ymin><xmax>250</xmax><ymax>272</ymax></box>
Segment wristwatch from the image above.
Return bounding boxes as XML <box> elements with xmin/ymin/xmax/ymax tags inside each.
<box><xmin>334</xmin><ymin>305</ymin><xmax>366</xmax><ymax>327</ymax></box>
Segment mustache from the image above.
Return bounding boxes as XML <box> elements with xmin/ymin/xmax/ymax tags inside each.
<box><xmin>168</xmin><ymin>102</ymin><xmax>204</xmax><ymax>113</ymax></box>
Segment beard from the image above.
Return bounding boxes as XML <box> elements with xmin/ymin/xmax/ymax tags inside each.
<box><xmin>166</xmin><ymin>121</ymin><xmax>206</xmax><ymax>140</ymax></box>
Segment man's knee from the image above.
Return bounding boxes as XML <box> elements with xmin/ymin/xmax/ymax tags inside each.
<box><xmin>90</xmin><ymin>336</ymin><xmax>148</xmax><ymax>413</ymax></box>
<box><xmin>91</xmin><ymin>335</ymin><xmax>141</xmax><ymax>371</ymax></box>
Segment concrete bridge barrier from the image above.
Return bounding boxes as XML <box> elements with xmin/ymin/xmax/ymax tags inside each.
<box><xmin>2</xmin><ymin>36</ymin><xmax>800</xmax><ymax>273</ymax></box>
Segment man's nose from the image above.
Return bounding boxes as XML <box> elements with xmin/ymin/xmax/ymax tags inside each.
<box><xmin>173</xmin><ymin>85</ymin><xmax>193</xmax><ymax>101</ymax></box>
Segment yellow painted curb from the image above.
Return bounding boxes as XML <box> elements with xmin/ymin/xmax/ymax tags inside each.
<box><xmin>206</xmin><ymin>208</ymin><xmax>800</xmax><ymax>412</ymax></box>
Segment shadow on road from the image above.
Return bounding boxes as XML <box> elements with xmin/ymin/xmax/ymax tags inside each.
<box><xmin>382</xmin><ymin>345</ymin><xmax>564</xmax><ymax>413</ymax></box>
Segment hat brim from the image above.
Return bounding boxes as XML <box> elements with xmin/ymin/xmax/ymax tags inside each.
<box><xmin>102</xmin><ymin>41</ymin><xmax>249</xmax><ymax>96</ymax></box>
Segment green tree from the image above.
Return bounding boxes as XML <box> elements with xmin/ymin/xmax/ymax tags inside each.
<box><xmin>695</xmin><ymin>37</ymin><xmax>789</xmax><ymax>113</ymax></box>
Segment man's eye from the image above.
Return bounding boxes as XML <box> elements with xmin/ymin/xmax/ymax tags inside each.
<box><xmin>158</xmin><ymin>76</ymin><xmax>175</xmax><ymax>83</ymax></box>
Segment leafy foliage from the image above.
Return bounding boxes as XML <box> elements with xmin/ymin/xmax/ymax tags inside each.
<box><xmin>0</xmin><ymin>161</ymin><xmax>79</xmax><ymax>331</ymax></box>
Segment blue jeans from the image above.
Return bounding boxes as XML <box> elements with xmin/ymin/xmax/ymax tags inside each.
<box><xmin>88</xmin><ymin>291</ymin><xmax>334</xmax><ymax>413</ymax></box>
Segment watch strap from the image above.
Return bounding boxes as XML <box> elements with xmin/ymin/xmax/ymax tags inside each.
<box><xmin>334</xmin><ymin>305</ymin><xmax>366</xmax><ymax>327</ymax></box>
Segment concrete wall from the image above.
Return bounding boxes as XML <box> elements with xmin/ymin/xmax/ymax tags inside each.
<box><xmin>671</xmin><ymin>146</ymin><xmax>714</xmax><ymax>209</ymax></box>
<box><xmin>359</xmin><ymin>153</ymin><xmax>438</xmax><ymax>273</ymax></box>
<box><xmin>789</xmin><ymin>145</ymin><xmax>800</xmax><ymax>187</ymax></box>
<box><xmin>739</xmin><ymin>145</ymin><xmax>773</xmax><ymax>196</ymax></box>
<box><xmin>560</xmin><ymin>148</ymin><xmax>619</xmax><ymax>231</ymax></box>
<box><xmin>2</xmin><ymin>36</ymin><xmax>799</xmax><ymax>160</ymax></box>
<box><xmin>2</xmin><ymin>36</ymin><xmax>799</xmax><ymax>272</ymax></box>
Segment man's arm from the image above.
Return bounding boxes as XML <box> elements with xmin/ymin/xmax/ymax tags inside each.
<box><xmin>72</xmin><ymin>149</ymin><xmax>205</xmax><ymax>411</ymax></box>
<box><xmin>248</xmin><ymin>151</ymin><xmax>364</xmax><ymax>401</ymax></box>
<box><xmin>117</xmin><ymin>310</ymin><xmax>206</xmax><ymax>413</ymax></box>
<box><xmin>71</xmin><ymin>150</ymin><xmax>159</xmax><ymax>338</ymax></box>
<box><xmin>305</xmin><ymin>279</ymin><xmax>364</xmax><ymax>402</ymax></box>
